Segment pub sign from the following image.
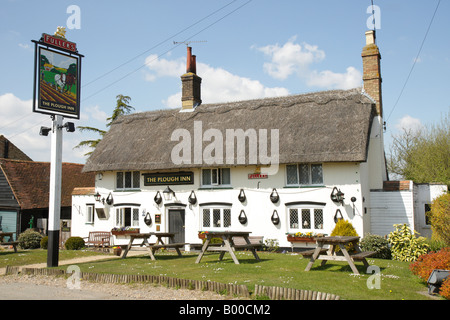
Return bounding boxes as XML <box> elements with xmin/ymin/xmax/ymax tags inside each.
<box><xmin>32</xmin><ymin>28</ymin><xmax>83</xmax><ymax>119</ymax></box>
<box><xmin>143</xmin><ymin>172</ymin><xmax>194</xmax><ymax>186</ymax></box>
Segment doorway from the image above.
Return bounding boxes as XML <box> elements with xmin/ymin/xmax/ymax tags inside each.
<box><xmin>168</xmin><ymin>209</ymin><xmax>185</xmax><ymax>244</ymax></box>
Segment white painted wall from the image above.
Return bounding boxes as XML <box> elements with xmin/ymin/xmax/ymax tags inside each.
<box><xmin>72</xmin><ymin>162</ymin><xmax>370</xmax><ymax>249</ymax></box>
<box><xmin>369</xmin><ymin>188</ymin><xmax>414</xmax><ymax>237</ymax></box>
<box><xmin>414</xmin><ymin>183</ymin><xmax>448</xmax><ymax>238</ymax></box>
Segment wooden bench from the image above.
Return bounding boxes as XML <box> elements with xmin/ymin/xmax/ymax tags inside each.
<box><xmin>233</xmin><ymin>236</ymin><xmax>264</xmax><ymax>250</ymax></box>
<box><xmin>300</xmin><ymin>248</ymin><xmax>328</xmax><ymax>258</ymax></box>
<box><xmin>350</xmin><ymin>251</ymin><xmax>377</xmax><ymax>260</ymax></box>
<box><xmin>83</xmin><ymin>231</ymin><xmax>111</xmax><ymax>250</ymax></box>
<box><xmin>0</xmin><ymin>241</ymin><xmax>19</xmax><ymax>252</ymax></box>
<box><xmin>150</xmin><ymin>243</ymin><xmax>187</xmax><ymax>250</ymax></box>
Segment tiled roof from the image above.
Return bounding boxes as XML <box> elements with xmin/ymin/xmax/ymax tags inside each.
<box><xmin>0</xmin><ymin>159</ymin><xmax>95</xmax><ymax>210</ymax></box>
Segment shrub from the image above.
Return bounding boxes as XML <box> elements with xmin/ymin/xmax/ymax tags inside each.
<box><xmin>330</xmin><ymin>219</ymin><xmax>358</xmax><ymax>252</ymax></box>
<box><xmin>440</xmin><ymin>278</ymin><xmax>450</xmax><ymax>300</ymax></box>
<box><xmin>428</xmin><ymin>193</ymin><xmax>450</xmax><ymax>246</ymax></box>
<box><xmin>64</xmin><ymin>237</ymin><xmax>85</xmax><ymax>250</ymax></box>
<box><xmin>388</xmin><ymin>224</ymin><xmax>429</xmax><ymax>262</ymax></box>
<box><xmin>40</xmin><ymin>236</ymin><xmax>48</xmax><ymax>249</ymax></box>
<box><xmin>18</xmin><ymin>230</ymin><xmax>43</xmax><ymax>249</ymax></box>
<box><xmin>409</xmin><ymin>247</ymin><xmax>450</xmax><ymax>282</ymax></box>
<box><xmin>264</xmin><ymin>239</ymin><xmax>279</xmax><ymax>253</ymax></box>
<box><xmin>360</xmin><ymin>233</ymin><xmax>391</xmax><ymax>259</ymax></box>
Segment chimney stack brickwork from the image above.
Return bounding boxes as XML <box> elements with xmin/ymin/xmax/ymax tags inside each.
<box><xmin>181</xmin><ymin>47</ymin><xmax>202</xmax><ymax>110</ymax></box>
<box><xmin>362</xmin><ymin>30</ymin><xmax>383</xmax><ymax>117</ymax></box>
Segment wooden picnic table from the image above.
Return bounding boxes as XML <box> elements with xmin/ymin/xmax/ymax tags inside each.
<box><xmin>195</xmin><ymin>231</ymin><xmax>261</xmax><ymax>265</ymax></box>
<box><xmin>121</xmin><ymin>232</ymin><xmax>187</xmax><ymax>260</ymax></box>
<box><xmin>0</xmin><ymin>232</ymin><xmax>18</xmax><ymax>252</ymax></box>
<box><xmin>304</xmin><ymin>236</ymin><xmax>376</xmax><ymax>275</ymax></box>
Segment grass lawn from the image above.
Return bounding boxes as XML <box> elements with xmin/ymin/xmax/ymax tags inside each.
<box><xmin>0</xmin><ymin>249</ymin><xmax>104</xmax><ymax>268</ymax></box>
<box><xmin>4</xmin><ymin>249</ymin><xmax>433</xmax><ymax>300</ymax></box>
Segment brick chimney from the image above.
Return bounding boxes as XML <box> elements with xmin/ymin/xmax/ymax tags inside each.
<box><xmin>181</xmin><ymin>46</ymin><xmax>202</xmax><ymax>110</ymax></box>
<box><xmin>362</xmin><ymin>30</ymin><xmax>383</xmax><ymax>117</ymax></box>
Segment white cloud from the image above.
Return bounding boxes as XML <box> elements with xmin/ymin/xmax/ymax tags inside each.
<box><xmin>85</xmin><ymin>105</ymin><xmax>108</xmax><ymax>122</ymax></box>
<box><xmin>395</xmin><ymin>115</ymin><xmax>423</xmax><ymax>133</ymax></box>
<box><xmin>145</xmin><ymin>55</ymin><xmax>289</xmax><ymax>108</ymax></box>
<box><xmin>255</xmin><ymin>36</ymin><xmax>325</xmax><ymax>80</ymax></box>
<box><xmin>0</xmin><ymin>93</ymin><xmax>85</xmax><ymax>163</ymax></box>
<box><xmin>255</xmin><ymin>36</ymin><xmax>362</xmax><ymax>90</ymax></box>
<box><xmin>307</xmin><ymin>67</ymin><xmax>362</xmax><ymax>90</ymax></box>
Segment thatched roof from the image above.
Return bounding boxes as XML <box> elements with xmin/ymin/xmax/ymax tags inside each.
<box><xmin>83</xmin><ymin>87</ymin><xmax>376</xmax><ymax>172</ymax></box>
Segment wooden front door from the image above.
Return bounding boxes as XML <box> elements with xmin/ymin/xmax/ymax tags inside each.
<box><xmin>168</xmin><ymin>209</ymin><xmax>185</xmax><ymax>244</ymax></box>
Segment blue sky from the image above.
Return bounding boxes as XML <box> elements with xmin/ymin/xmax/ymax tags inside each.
<box><xmin>0</xmin><ymin>0</ymin><xmax>448</xmax><ymax>164</ymax></box>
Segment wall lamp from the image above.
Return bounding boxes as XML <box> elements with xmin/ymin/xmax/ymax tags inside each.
<box><xmin>330</xmin><ymin>187</ymin><xmax>345</xmax><ymax>204</ymax></box>
<box><xmin>154</xmin><ymin>191</ymin><xmax>162</xmax><ymax>205</ymax></box>
<box><xmin>163</xmin><ymin>186</ymin><xmax>175</xmax><ymax>201</ymax></box>
<box><xmin>188</xmin><ymin>190</ymin><xmax>197</xmax><ymax>205</ymax></box>
<box><xmin>94</xmin><ymin>192</ymin><xmax>104</xmax><ymax>204</ymax></box>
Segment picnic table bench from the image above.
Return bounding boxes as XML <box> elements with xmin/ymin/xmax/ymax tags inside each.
<box><xmin>83</xmin><ymin>231</ymin><xmax>111</xmax><ymax>250</ymax></box>
<box><xmin>121</xmin><ymin>232</ymin><xmax>187</xmax><ymax>260</ymax></box>
<box><xmin>304</xmin><ymin>236</ymin><xmax>376</xmax><ymax>275</ymax></box>
<box><xmin>195</xmin><ymin>231</ymin><xmax>261</xmax><ymax>265</ymax></box>
<box><xmin>232</xmin><ymin>236</ymin><xmax>264</xmax><ymax>250</ymax></box>
<box><xmin>0</xmin><ymin>232</ymin><xmax>18</xmax><ymax>252</ymax></box>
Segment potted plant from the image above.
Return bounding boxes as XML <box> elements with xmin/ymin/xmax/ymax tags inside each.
<box><xmin>112</xmin><ymin>246</ymin><xmax>122</xmax><ymax>256</ymax></box>
<box><xmin>111</xmin><ymin>227</ymin><xmax>140</xmax><ymax>236</ymax></box>
<box><xmin>198</xmin><ymin>231</ymin><xmax>208</xmax><ymax>239</ymax></box>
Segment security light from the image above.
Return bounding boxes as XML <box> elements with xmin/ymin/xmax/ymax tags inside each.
<box><xmin>40</xmin><ymin>126</ymin><xmax>51</xmax><ymax>136</ymax></box>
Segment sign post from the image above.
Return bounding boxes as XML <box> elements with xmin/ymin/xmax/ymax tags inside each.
<box><xmin>32</xmin><ymin>27</ymin><xmax>83</xmax><ymax>267</ymax></box>
<box><xmin>47</xmin><ymin>115</ymin><xmax>63</xmax><ymax>267</ymax></box>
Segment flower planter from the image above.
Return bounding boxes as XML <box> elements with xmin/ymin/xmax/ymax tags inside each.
<box><xmin>198</xmin><ymin>233</ymin><xmax>207</xmax><ymax>240</ymax></box>
<box><xmin>111</xmin><ymin>229</ymin><xmax>140</xmax><ymax>236</ymax></box>
<box><xmin>113</xmin><ymin>247</ymin><xmax>122</xmax><ymax>256</ymax></box>
<box><xmin>287</xmin><ymin>236</ymin><xmax>316</xmax><ymax>243</ymax></box>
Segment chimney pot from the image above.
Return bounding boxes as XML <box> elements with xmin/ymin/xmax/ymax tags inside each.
<box><xmin>365</xmin><ymin>30</ymin><xmax>376</xmax><ymax>45</ymax></box>
<box><xmin>186</xmin><ymin>46</ymin><xmax>193</xmax><ymax>73</ymax></box>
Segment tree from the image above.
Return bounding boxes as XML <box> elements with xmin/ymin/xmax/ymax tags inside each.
<box><xmin>387</xmin><ymin>111</ymin><xmax>450</xmax><ymax>186</ymax></box>
<box><xmin>106</xmin><ymin>94</ymin><xmax>134</xmax><ymax>127</ymax></box>
<box><xmin>74</xmin><ymin>94</ymin><xmax>134</xmax><ymax>156</ymax></box>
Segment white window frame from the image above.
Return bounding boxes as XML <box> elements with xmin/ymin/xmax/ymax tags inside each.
<box><xmin>86</xmin><ymin>204</ymin><xmax>95</xmax><ymax>224</ymax></box>
<box><xmin>286</xmin><ymin>163</ymin><xmax>323</xmax><ymax>186</ymax></box>
<box><xmin>287</xmin><ymin>205</ymin><xmax>325</xmax><ymax>233</ymax></box>
<box><xmin>201</xmin><ymin>206</ymin><xmax>232</xmax><ymax>230</ymax></box>
<box><xmin>115</xmin><ymin>207</ymin><xmax>140</xmax><ymax>227</ymax></box>
<box><xmin>201</xmin><ymin>168</ymin><xmax>231</xmax><ymax>187</ymax></box>
<box><xmin>116</xmin><ymin>171</ymin><xmax>141</xmax><ymax>190</ymax></box>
